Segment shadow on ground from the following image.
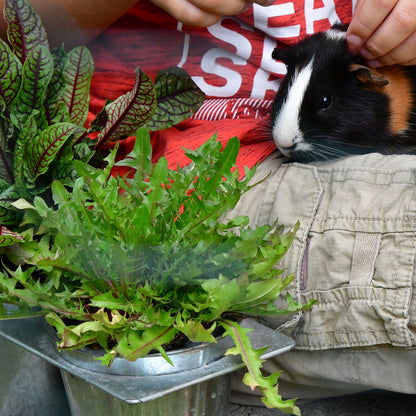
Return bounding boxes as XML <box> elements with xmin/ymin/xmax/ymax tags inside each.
<box><xmin>227</xmin><ymin>390</ymin><xmax>416</xmax><ymax>415</ymax></box>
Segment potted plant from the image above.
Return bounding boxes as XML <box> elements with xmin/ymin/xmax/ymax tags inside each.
<box><xmin>0</xmin><ymin>1</ymin><xmax>313</xmax><ymax>415</ymax></box>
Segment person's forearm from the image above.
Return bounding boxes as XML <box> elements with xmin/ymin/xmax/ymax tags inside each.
<box><xmin>0</xmin><ymin>0</ymin><xmax>138</xmax><ymax>48</ymax></box>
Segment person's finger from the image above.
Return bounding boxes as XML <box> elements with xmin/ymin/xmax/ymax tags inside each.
<box><xmin>171</xmin><ymin>0</ymin><xmax>276</xmax><ymax>19</ymax></box>
<box><xmin>401</xmin><ymin>57</ymin><xmax>416</xmax><ymax>65</ymax></box>
<box><xmin>188</xmin><ymin>0</ymin><xmax>251</xmax><ymax>16</ymax></box>
<box><xmin>150</xmin><ymin>0</ymin><xmax>276</xmax><ymax>27</ymax></box>
<box><xmin>366</xmin><ymin>30</ymin><xmax>416</xmax><ymax>66</ymax></box>
<box><xmin>361</xmin><ymin>0</ymin><xmax>416</xmax><ymax>60</ymax></box>
<box><xmin>346</xmin><ymin>0</ymin><xmax>397</xmax><ymax>52</ymax></box>
<box><xmin>149</xmin><ymin>0</ymin><xmax>222</xmax><ymax>27</ymax></box>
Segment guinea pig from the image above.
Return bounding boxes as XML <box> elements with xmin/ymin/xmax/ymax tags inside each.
<box><xmin>270</xmin><ymin>25</ymin><xmax>416</xmax><ymax>162</ymax></box>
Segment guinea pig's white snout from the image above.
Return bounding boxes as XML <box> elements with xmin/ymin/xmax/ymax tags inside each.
<box><xmin>272</xmin><ymin>60</ymin><xmax>314</xmax><ymax>157</ymax></box>
<box><xmin>272</xmin><ymin>111</ymin><xmax>306</xmax><ymax>155</ymax></box>
<box><xmin>272</xmin><ymin>128</ymin><xmax>306</xmax><ymax>156</ymax></box>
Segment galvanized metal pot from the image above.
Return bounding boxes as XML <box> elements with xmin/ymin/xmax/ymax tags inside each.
<box><xmin>61</xmin><ymin>361</ymin><xmax>231</xmax><ymax>416</ymax></box>
<box><xmin>0</xmin><ymin>335</ymin><xmax>71</xmax><ymax>416</ymax></box>
<box><xmin>0</xmin><ymin>316</ymin><xmax>295</xmax><ymax>416</ymax></box>
<box><xmin>59</xmin><ymin>336</ymin><xmax>234</xmax><ymax>416</ymax></box>
<box><xmin>0</xmin><ymin>306</ymin><xmax>70</xmax><ymax>416</ymax></box>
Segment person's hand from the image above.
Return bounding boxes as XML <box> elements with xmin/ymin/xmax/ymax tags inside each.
<box><xmin>149</xmin><ymin>0</ymin><xmax>275</xmax><ymax>27</ymax></box>
<box><xmin>347</xmin><ymin>0</ymin><xmax>416</xmax><ymax>67</ymax></box>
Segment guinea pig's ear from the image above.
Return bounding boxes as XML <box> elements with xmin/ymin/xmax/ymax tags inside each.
<box><xmin>349</xmin><ymin>64</ymin><xmax>389</xmax><ymax>88</ymax></box>
<box><xmin>272</xmin><ymin>47</ymin><xmax>288</xmax><ymax>63</ymax></box>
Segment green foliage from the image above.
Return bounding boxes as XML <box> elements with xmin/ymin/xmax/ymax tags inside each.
<box><xmin>0</xmin><ymin>1</ymin><xmax>310</xmax><ymax>413</ymax></box>
<box><xmin>1</xmin><ymin>128</ymin><xmax>309</xmax><ymax>414</ymax></box>
<box><xmin>221</xmin><ymin>319</ymin><xmax>301</xmax><ymax>416</ymax></box>
<box><xmin>0</xmin><ymin>0</ymin><xmax>205</xmax><ymax>229</ymax></box>
<box><xmin>147</xmin><ymin>66</ymin><xmax>206</xmax><ymax>131</ymax></box>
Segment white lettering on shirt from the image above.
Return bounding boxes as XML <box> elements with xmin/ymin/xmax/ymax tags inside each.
<box><xmin>304</xmin><ymin>0</ymin><xmax>340</xmax><ymax>34</ymax></box>
<box><xmin>192</xmin><ymin>18</ymin><xmax>252</xmax><ymax>97</ymax></box>
<box><xmin>252</xmin><ymin>36</ymin><xmax>285</xmax><ymax>99</ymax></box>
<box><xmin>253</xmin><ymin>3</ymin><xmax>301</xmax><ymax>38</ymax></box>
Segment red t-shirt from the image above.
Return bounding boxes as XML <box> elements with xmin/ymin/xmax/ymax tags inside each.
<box><xmin>87</xmin><ymin>0</ymin><xmax>353</xmax><ymax>174</ymax></box>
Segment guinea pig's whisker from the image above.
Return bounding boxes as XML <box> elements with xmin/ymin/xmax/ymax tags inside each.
<box><xmin>313</xmin><ymin>134</ymin><xmax>381</xmax><ymax>150</ymax></box>
<box><xmin>311</xmin><ymin>144</ymin><xmax>349</xmax><ymax>159</ymax></box>
<box><xmin>301</xmin><ymin>136</ymin><xmax>361</xmax><ymax>160</ymax></box>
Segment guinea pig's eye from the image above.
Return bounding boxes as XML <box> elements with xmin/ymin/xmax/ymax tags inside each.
<box><xmin>318</xmin><ymin>95</ymin><xmax>333</xmax><ymax>110</ymax></box>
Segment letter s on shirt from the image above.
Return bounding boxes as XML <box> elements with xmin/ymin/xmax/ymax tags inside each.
<box><xmin>192</xmin><ymin>18</ymin><xmax>252</xmax><ymax>97</ymax></box>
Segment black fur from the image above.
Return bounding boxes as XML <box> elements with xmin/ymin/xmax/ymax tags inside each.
<box><xmin>271</xmin><ymin>27</ymin><xmax>416</xmax><ymax>162</ymax></box>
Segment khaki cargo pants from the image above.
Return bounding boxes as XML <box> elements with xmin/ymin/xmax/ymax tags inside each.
<box><xmin>228</xmin><ymin>152</ymin><xmax>416</xmax><ymax>403</ymax></box>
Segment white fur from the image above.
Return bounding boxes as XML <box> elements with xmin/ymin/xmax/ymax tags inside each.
<box><xmin>325</xmin><ymin>28</ymin><xmax>347</xmax><ymax>42</ymax></box>
<box><xmin>272</xmin><ymin>58</ymin><xmax>314</xmax><ymax>155</ymax></box>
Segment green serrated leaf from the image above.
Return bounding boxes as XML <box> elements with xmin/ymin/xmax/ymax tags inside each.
<box><xmin>94</xmin><ymin>66</ymin><xmax>156</xmax><ymax>150</ymax></box>
<box><xmin>60</xmin><ymin>46</ymin><xmax>94</xmax><ymax>125</ymax></box>
<box><xmin>175</xmin><ymin>316</ymin><xmax>216</xmax><ymax>343</ymax></box>
<box><xmin>204</xmin><ymin>136</ymin><xmax>240</xmax><ymax>194</ymax></box>
<box><xmin>220</xmin><ymin>319</ymin><xmax>301</xmax><ymax>415</ymax></box>
<box><xmin>115</xmin><ymin>126</ymin><xmax>152</xmax><ymax>180</ymax></box>
<box><xmin>232</xmin><ymin>279</ymin><xmax>286</xmax><ymax>312</ymax></box>
<box><xmin>45</xmin><ymin>312</ymin><xmax>67</xmax><ymax>334</ymax></box>
<box><xmin>4</xmin><ymin>0</ymin><xmax>49</xmax><ymax>63</ymax></box>
<box><xmin>90</xmin><ymin>292</ymin><xmax>133</xmax><ymax>313</ymax></box>
<box><xmin>146</xmin><ymin>156</ymin><xmax>168</xmax><ymax>222</ymax></box>
<box><xmin>147</xmin><ymin>66</ymin><xmax>205</xmax><ymax>131</ymax></box>
<box><xmin>116</xmin><ymin>325</ymin><xmax>178</xmax><ymax>362</ymax></box>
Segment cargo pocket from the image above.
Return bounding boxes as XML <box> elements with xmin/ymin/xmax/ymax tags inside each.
<box><xmin>254</xmin><ymin>163</ymin><xmax>324</xmax><ymax>331</ymax></box>
<box><xmin>283</xmin><ymin>160</ymin><xmax>416</xmax><ymax>350</ymax></box>
<box><xmin>228</xmin><ymin>153</ymin><xmax>416</xmax><ymax>350</ymax></box>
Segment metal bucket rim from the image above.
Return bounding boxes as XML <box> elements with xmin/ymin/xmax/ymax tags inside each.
<box><xmin>44</xmin><ymin>320</ymin><xmax>234</xmax><ymax>376</ymax></box>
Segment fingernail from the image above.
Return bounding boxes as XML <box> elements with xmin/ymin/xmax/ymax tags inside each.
<box><xmin>366</xmin><ymin>59</ymin><xmax>381</xmax><ymax>68</ymax></box>
<box><xmin>346</xmin><ymin>34</ymin><xmax>362</xmax><ymax>52</ymax></box>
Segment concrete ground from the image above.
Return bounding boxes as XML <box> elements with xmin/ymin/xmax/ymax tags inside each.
<box><xmin>225</xmin><ymin>390</ymin><xmax>416</xmax><ymax>415</ymax></box>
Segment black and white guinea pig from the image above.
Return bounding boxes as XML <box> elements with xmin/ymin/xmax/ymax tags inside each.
<box><xmin>271</xmin><ymin>25</ymin><xmax>416</xmax><ymax>162</ymax></box>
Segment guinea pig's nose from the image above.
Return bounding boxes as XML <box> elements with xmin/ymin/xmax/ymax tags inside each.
<box><xmin>278</xmin><ymin>143</ymin><xmax>297</xmax><ymax>157</ymax></box>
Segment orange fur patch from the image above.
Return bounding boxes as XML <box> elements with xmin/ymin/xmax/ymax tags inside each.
<box><xmin>375</xmin><ymin>66</ymin><xmax>413</xmax><ymax>135</ymax></box>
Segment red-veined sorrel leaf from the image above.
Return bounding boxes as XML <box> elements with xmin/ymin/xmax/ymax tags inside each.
<box><xmin>147</xmin><ymin>66</ymin><xmax>205</xmax><ymax>131</ymax></box>
<box><xmin>0</xmin><ymin>207</ymin><xmax>16</xmax><ymax>226</ymax></box>
<box><xmin>12</xmin><ymin>116</ymin><xmax>36</xmax><ymax>187</ymax></box>
<box><xmin>60</xmin><ymin>46</ymin><xmax>94</xmax><ymax>125</ymax></box>
<box><xmin>0</xmin><ymin>225</ymin><xmax>23</xmax><ymax>247</ymax></box>
<box><xmin>47</xmin><ymin>47</ymin><xmax>68</xmax><ymax>102</ymax></box>
<box><xmin>4</xmin><ymin>0</ymin><xmax>48</xmax><ymax>63</ymax></box>
<box><xmin>89</xmin><ymin>100</ymin><xmax>110</xmax><ymax>132</ymax></box>
<box><xmin>10</xmin><ymin>45</ymin><xmax>53</xmax><ymax>129</ymax></box>
<box><xmin>0</xmin><ymin>39</ymin><xmax>22</xmax><ymax>109</ymax></box>
<box><xmin>44</xmin><ymin>46</ymin><xmax>69</xmax><ymax>123</ymax></box>
<box><xmin>94</xmin><ymin>66</ymin><xmax>156</xmax><ymax>150</ymax></box>
<box><xmin>44</xmin><ymin>46</ymin><xmax>69</xmax><ymax>126</ymax></box>
<box><xmin>0</xmin><ymin>184</ymin><xmax>21</xmax><ymax>225</ymax></box>
<box><xmin>23</xmin><ymin>122</ymin><xmax>83</xmax><ymax>182</ymax></box>
<box><xmin>0</xmin><ymin>163</ymin><xmax>13</xmax><ymax>194</ymax></box>
<box><xmin>0</xmin><ymin>117</ymin><xmax>15</xmax><ymax>185</ymax></box>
